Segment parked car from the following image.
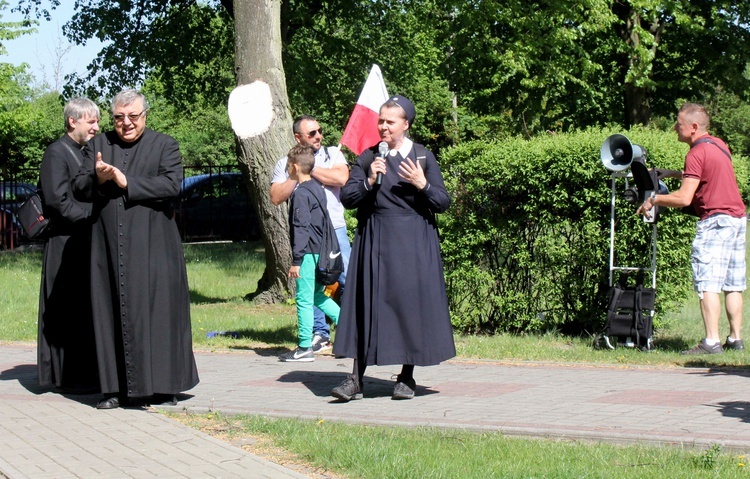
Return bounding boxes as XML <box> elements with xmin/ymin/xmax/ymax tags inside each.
<box><xmin>175</xmin><ymin>172</ymin><xmax>261</xmax><ymax>242</ymax></box>
<box><xmin>0</xmin><ymin>181</ymin><xmax>37</xmax><ymax>209</ymax></box>
<box><xmin>0</xmin><ymin>181</ymin><xmax>38</xmax><ymax>249</ymax></box>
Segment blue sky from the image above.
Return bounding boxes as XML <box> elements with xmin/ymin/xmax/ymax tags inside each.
<box><xmin>1</xmin><ymin>2</ymin><xmax>103</xmax><ymax>87</ymax></box>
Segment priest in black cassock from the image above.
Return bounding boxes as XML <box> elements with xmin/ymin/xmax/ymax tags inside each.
<box><xmin>74</xmin><ymin>89</ymin><xmax>199</xmax><ymax>409</ymax></box>
<box><xmin>331</xmin><ymin>95</ymin><xmax>456</xmax><ymax>401</ymax></box>
<box><xmin>38</xmin><ymin>98</ymin><xmax>101</xmax><ymax>392</ymax></box>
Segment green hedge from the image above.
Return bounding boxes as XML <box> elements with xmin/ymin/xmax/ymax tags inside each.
<box><xmin>439</xmin><ymin>127</ymin><xmax>750</xmax><ymax>335</ymax></box>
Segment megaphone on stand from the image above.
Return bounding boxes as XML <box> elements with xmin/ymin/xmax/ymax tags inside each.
<box><xmin>600</xmin><ymin>134</ymin><xmax>659</xmax><ymax>222</ymax></box>
<box><xmin>600</xmin><ymin>134</ymin><xmax>646</xmax><ymax>172</ymax></box>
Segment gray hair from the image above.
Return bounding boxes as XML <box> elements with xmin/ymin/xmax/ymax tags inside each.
<box><xmin>111</xmin><ymin>89</ymin><xmax>150</xmax><ymax>114</ymax></box>
<box><xmin>64</xmin><ymin>98</ymin><xmax>101</xmax><ymax>131</ymax></box>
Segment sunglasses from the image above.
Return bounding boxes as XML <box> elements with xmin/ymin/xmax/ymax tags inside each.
<box><xmin>113</xmin><ymin>108</ymin><xmax>148</xmax><ymax>123</ymax></box>
<box><xmin>305</xmin><ymin>128</ymin><xmax>323</xmax><ymax>138</ymax></box>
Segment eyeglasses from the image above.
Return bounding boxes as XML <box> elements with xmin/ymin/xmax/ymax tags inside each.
<box><xmin>113</xmin><ymin>109</ymin><xmax>148</xmax><ymax>123</ymax></box>
<box><xmin>305</xmin><ymin>128</ymin><xmax>323</xmax><ymax>138</ymax></box>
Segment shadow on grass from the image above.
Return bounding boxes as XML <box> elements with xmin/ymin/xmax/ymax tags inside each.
<box><xmin>189</xmin><ymin>289</ymin><xmax>230</xmax><ymax>304</ymax></box>
<box><xmin>237</xmin><ymin>325</ymin><xmax>298</xmax><ymax>344</ymax></box>
<box><xmin>653</xmin><ymin>336</ymin><xmax>694</xmax><ymax>353</ymax></box>
<box><xmin>201</xmin><ymin>325</ymin><xmax>299</xmax><ymax>356</ymax></box>
<box><xmin>277</xmin><ymin>370</ymin><xmax>440</xmax><ymax>401</ymax></box>
<box><xmin>680</xmin><ymin>357</ymin><xmax>750</xmax><ymax>368</ymax></box>
<box><xmin>654</xmin><ymin>335</ymin><xmax>750</xmax><ymax>367</ymax></box>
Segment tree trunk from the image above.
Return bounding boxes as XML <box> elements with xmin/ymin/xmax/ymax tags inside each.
<box><xmin>231</xmin><ymin>0</ymin><xmax>294</xmax><ymax>303</ymax></box>
<box><xmin>613</xmin><ymin>3</ymin><xmax>659</xmax><ymax>128</ymax></box>
<box><xmin>624</xmin><ymin>83</ymin><xmax>650</xmax><ymax>128</ymax></box>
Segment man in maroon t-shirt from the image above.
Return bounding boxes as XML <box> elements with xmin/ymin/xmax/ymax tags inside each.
<box><xmin>638</xmin><ymin>103</ymin><xmax>747</xmax><ymax>355</ymax></box>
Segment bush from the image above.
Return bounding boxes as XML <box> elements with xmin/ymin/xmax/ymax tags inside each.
<box><xmin>439</xmin><ymin>126</ymin><xmax>750</xmax><ymax>335</ymax></box>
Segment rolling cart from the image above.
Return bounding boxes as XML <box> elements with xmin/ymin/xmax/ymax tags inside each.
<box><xmin>595</xmin><ymin>171</ymin><xmax>656</xmax><ymax>350</ymax></box>
<box><xmin>594</xmin><ymin>134</ymin><xmax>658</xmax><ymax>351</ymax></box>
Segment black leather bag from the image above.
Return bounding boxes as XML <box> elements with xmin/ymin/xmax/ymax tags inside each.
<box><xmin>18</xmin><ymin>192</ymin><xmax>51</xmax><ymax>239</ymax></box>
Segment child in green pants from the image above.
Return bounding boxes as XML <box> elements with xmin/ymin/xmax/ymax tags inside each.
<box><xmin>279</xmin><ymin>144</ymin><xmax>340</xmax><ymax>362</ymax></box>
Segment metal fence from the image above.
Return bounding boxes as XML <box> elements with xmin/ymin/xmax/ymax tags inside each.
<box><xmin>0</xmin><ymin>164</ymin><xmax>254</xmax><ymax>250</ymax></box>
<box><xmin>0</xmin><ymin>168</ymin><xmax>38</xmax><ymax>250</ymax></box>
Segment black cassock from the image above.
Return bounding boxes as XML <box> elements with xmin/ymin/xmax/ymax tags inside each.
<box><xmin>37</xmin><ymin>134</ymin><xmax>98</xmax><ymax>390</ymax></box>
<box><xmin>75</xmin><ymin>128</ymin><xmax>199</xmax><ymax>398</ymax></box>
<box><xmin>332</xmin><ymin>142</ymin><xmax>456</xmax><ymax>366</ymax></box>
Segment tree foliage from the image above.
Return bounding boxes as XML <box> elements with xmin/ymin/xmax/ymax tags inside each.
<box><xmin>13</xmin><ymin>0</ymin><xmax>235</xmax><ymax>105</ymax></box>
<box><xmin>443</xmin><ymin>0</ymin><xmax>618</xmax><ymax>136</ymax></box>
<box><xmin>8</xmin><ymin>0</ymin><xmax>750</xmax><ymax>315</ymax></box>
<box><xmin>0</xmin><ymin>61</ymin><xmax>62</xmax><ymax>174</ymax></box>
<box><xmin>282</xmin><ymin>0</ymin><xmax>455</xmax><ymax>152</ymax></box>
<box><xmin>1</xmin><ymin>0</ymin><xmax>35</xmax><ymax>53</ymax></box>
<box><xmin>13</xmin><ymin>0</ymin><xmax>750</xmax><ymax>143</ymax></box>
<box><xmin>443</xmin><ymin>0</ymin><xmax>750</xmax><ymax>134</ymax></box>
<box><xmin>634</xmin><ymin>1</ymin><xmax>750</xmax><ymax>125</ymax></box>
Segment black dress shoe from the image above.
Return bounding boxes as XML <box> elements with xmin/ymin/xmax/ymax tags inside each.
<box><xmin>96</xmin><ymin>396</ymin><xmax>121</xmax><ymax>409</ymax></box>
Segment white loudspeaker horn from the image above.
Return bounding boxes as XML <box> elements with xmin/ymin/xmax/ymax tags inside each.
<box><xmin>600</xmin><ymin>134</ymin><xmax>645</xmax><ymax>172</ymax></box>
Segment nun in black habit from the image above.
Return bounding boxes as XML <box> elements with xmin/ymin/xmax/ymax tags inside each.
<box><xmin>331</xmin><ymin>95</ymin><xmax>455</xmax><ymax>401</ymax></box>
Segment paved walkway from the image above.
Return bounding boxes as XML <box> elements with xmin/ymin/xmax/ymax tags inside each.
<box><xmin>2</xmin><ymin>343</ymin><xmax>750</xmax><ymax>478</ymax></box>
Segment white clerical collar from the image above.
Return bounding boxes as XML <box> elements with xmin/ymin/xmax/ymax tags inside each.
<box><xmin>389</xmin><ymin>138</ymin><xmax>413</xmax><ymax>158</ymax></box>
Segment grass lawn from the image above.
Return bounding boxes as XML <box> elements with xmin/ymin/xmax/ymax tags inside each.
<box><xmin>2</xmin><ymin>240</ymin><xmax>749</xmax><ymax>478</ymax></box>
<box><xmin>170</xmin><ymin>413</ymin><xmax>750</xmax><ymax>479</ymax></box>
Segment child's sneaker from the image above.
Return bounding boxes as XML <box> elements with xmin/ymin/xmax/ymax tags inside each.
<box><xmin>278</xmin><ymin>347</ymin><xmax>314</xmax><ymax>362</ymax></box>
<box><xmin>311</xmin><ymin>334</ymin><xmax>332</xmax><ymax>353</ymax></box>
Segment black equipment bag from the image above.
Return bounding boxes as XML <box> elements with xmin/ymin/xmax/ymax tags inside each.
<box><xmin>594</xmin><ymin>271</ymin><xmax>655</xmax><ymax>351</ymax></box>
<box><xmin>18</xmin><ymin>191</ymin><xmax>51</xmax><ymax>239</ymax></box>
<box><xmin>18</xmin><ymin>142</ymin><xmax>82</xmax><ymax>240</ymax></box>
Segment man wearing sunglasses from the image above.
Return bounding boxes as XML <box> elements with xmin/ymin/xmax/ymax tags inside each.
<box><xmin>271</xmin><ymin>115</ymin><xmax>351</xmax><ymax>354</ymax></box>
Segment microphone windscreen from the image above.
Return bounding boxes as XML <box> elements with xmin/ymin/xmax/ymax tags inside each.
<box><xmin>378</xmin><ymin>142</ymin><xmax>388</xmax><ymax>157</ymax></box>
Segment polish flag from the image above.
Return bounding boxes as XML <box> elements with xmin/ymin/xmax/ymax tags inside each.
<box><xmin>340</xmin><ymin>64</ymin><xmax>389</xmax><ymax>155</ymax></box>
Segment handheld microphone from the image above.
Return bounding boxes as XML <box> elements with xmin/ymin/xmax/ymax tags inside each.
<box><xmin>376</xmin><ymin>142</ymin><xmax>388</xmax><ymax>185</ymax></box>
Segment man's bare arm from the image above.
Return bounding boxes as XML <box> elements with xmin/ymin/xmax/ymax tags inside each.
<box><xmin>270</xmin><ymin>179</ymin><xmax>297</xmax><ymax>205</ymax></box>
<box><xmin>655</xmin><ymin>177</ymin><xmax>699</xmax><ymax>208</ymax></box>
<box><xmin>311</xmin><ymin>164</ymin><xmax>349</xmax><ymax>187</ymax></box>
<box><xmin>638</xmin><ymin>176</ymin><xmax>699</xmax><ymax>218</ymax></box>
